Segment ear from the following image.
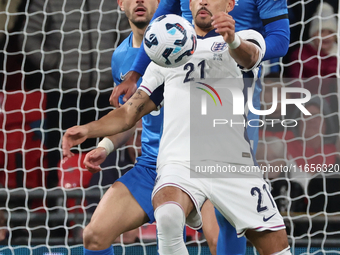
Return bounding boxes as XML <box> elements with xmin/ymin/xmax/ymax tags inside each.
<box><xmin>117</xmin><ymin>0</ymin><xmax>124</xmax><ymax>11</ymax></box>
<box><xmin>226</xmin><ymin>0</ymin><xmax>235</xmax><ymax>12</ymax></box>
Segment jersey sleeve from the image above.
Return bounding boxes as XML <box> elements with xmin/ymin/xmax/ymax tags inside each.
<box><xmin>153</xmin><ymin>0</ymin><xmax>181</xmax><ymax>17</ymax></box>
<box><xmin>257</xmin><ymin>0</ymin><xmax>290</xmax><ymax>60</ymax></box>
<box><xmin>257</xmin><ymin>0</ymin><xmax>288</xmax><ymax>20</ymax></box>
<box><xmin>236</xmin><ymin>29</ymin><xmax>266</xmax><ymax>72</ymax></box>
<box><xmin>138</xmin><ymin>62</ymin><xmax>165</xmax><ymax>108</ymax></box>
<box><xmin>262</xmin><ymin>18</ymin><xmax>290</xmax><ymax>60</ymax></box>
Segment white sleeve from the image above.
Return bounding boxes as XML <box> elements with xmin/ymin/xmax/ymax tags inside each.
<box><xmin>236</xmin><ymin>29</ymin><xmax>266</xmax><ymax>72</ymax></box>
<box><xmin>139</xmin><ymin>62</ymin><xmax>165</xmax><ymax>108</ymax></box>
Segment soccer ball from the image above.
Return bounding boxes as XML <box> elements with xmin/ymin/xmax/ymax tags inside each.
<box><xmin>143</xmin><ymin>14</ymin><xmax>197</xmax><ymax>68</ymax></box>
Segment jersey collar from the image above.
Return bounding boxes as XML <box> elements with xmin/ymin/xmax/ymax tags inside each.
<box><xmin>196</xmin><ymin>29</ymin><xmax>220</xmax><ymax>39</ymax></box>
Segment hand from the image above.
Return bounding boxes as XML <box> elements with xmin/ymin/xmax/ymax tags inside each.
<box><xmin>211</xmin><ymin>12</ymin><xmax>235</xmax><ymax>44</ymax></box>
<box><xmin>62</xmin><ymin>125</ymin><xmax>89</xmax><ymax>158</ymax></box>
<box><xmin>109</xmin><ymin>71</ymin><xmax>141</xmax><ymax>107</ymax></box>
<box><xmin>83</xmin><ymin>148</ymin><xmax>107</xmax><ymax>173</ymax></box>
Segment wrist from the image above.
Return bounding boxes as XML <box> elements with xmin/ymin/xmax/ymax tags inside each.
<box><xmin>228</xmin><ymin>34</ymin><xmax>241</xmax><ymax>50</ymax></box>
<box><xmin>97</xmin><ymin>137</ymin><xmax>114</xmax><ymax>155</ymax></box>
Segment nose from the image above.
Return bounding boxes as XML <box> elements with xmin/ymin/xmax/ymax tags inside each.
<box><xmin>199</xmin><ymin>0</ymin><xmax>208</xmax><ymax>6</ymax></box>
<box><xmin>136</xmin><ymin>0</ymin><xmax>144</xmax><ymax>4</ymax></box>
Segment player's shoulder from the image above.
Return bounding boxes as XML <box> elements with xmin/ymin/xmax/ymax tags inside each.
<box><xmin>256</xmin><ymin>0</ymin><xmax>288</xmax><ymax>18</ymax></box>
<box><xmin>143</xmin><ymin>61</ymin><xmax>165</xmax><ymax>79</ymax></box>
<box><xmin>161</xmin><ymin>0</ymin><xmax>180</xmax><ymax>7</ymax></box>
<box><xmin>256</xmin><ymin>0</ymin><xmax>288</xmax><ymax>8</ymax></box>
<box><xmin>112</xmin><ymin>33</ymin><xmax>133</xmax><ymax>58</ymax></box>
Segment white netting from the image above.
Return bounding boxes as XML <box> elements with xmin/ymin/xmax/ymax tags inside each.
<box><xmin>259</xmin><ymin>1</ymin><xmax>340</xmax><ymax>254</ymax></box>
<box><xmin>0</xmin><ymin>0</ymin><xmax>339</xmax><ymax>254</ymax></box>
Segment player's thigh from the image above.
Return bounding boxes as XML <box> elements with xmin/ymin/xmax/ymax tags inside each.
<box><xmin>152</xmin><ymin>186</ymin><xmax>195</xmax><ymax>217</ymax></box>
<box><xmin>245</xmin><ymin>229</ymin><xmax>289</xmax><ymax>255</ymax></box>
<box><xmin>86</xmin><ymin>181</ymin><xmax>149</xmax><ymax>239</ymax></box>
<box><xmin>201</xmin><ymin>200</ymin><xmax>219</xmax><ymax>255</ymax></box>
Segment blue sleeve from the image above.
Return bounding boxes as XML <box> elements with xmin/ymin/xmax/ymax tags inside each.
<box><xmin>254</xmin><ymin>0</ymin><xmax>290</xmax><ymax>60</ymax></box>
<box><xmin>257</xmin><ymin>0</ymin><xmax>288</xmax><ymax>20</ymax></box>
<box><xmin>130</xmin><ymin>0</ymin><xmax>181</xmax><ymax>75</ymax></box>
<box><xmin>152</xmin><ymin>0</ymin><xmax>181</xmax><ymax>18</ymax></box>
<box><xmin>130</xmin><ymin>43</ymin><xmax>150</xmax><ymax>76</ymax></box>
<box><xmin>262</xmin><ymin>18</ymin><xmax>290</xmax><ymax>61</ymax></box>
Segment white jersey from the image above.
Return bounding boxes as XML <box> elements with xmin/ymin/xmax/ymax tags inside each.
<box><xmin>140</xmin><ymin>29</ymin><xmax>266</xmax><ymax>170</ymax></box>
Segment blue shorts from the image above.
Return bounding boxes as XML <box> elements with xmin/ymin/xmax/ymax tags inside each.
<box><xmin>117</xmin><ymin>163</ymin><xmax>157</xmax><ymax>223</ymax></box>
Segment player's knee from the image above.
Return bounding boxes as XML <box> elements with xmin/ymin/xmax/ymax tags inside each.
<box><xmin>206</xmin><ymin>236</ymin><xmax>218</xmax><ymax>255</ymax></box>
<box><xmin>154</xmin><ymin>202</ymin><xmax>187</xmax><ymax>254</ymax></box>
<box><xmin>154</xmin><ymin>202</ymin><xmax>185</xmax><ymax>239</ymax></box>
<box><xmin>83</xmin><ymin>224</ymin><xmax>98</xmax><ymax>249</ymax></box>
<box><xmin>83</xmin><ymin>223</ymin><xmax>107</xmax><ymax>250</ymax></box>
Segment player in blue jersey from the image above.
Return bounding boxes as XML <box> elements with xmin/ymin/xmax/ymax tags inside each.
<box><xmin>62</xmin><ymin>0</ymin><xmax>159</xmax><ymax>254</ymax></box>
<box><xmin>62</xmin><ymin>0</ymin><xmax>218</xmax><ymax>254</ymax></box>
<box><xmin>109</xmin><ymin>0</ymin><xmax>290</xmax><ymax>254</ymax></box>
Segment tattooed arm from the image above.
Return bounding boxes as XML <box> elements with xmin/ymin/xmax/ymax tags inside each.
<box><xmin>62</xmin><ymin>89</ymin><xmax>156</xmax><ymax>156</ymax></box>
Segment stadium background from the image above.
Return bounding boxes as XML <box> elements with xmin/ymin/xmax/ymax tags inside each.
<box><xmin>0</xmin><ymin>0</ymin><xmax>340</xmax><ymax>254</ymax></box>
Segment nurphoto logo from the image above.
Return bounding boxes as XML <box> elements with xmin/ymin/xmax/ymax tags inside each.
<box><xmin>198</xmin><ymin>84</ymin><xmax>311</xmax><ymax>116</ymax></box>
<box><xmin>195</xmin><ymin>79</ymin><xmax>312</xmax><ymax>128</ymax></box>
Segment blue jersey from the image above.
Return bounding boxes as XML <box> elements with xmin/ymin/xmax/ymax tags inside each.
<box><xmin>111</xmin><ymin>33</ymin><xmax>163</xmax><ymax>170</ymax></box>
<box><xmin>230</xmin><ymin>0</ymin><xmax>288</xmax><ymax>34</ymax></box>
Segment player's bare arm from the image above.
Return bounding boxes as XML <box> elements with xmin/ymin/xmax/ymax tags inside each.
<box><xmin>99</xmin><ymin>127</ymin><xmax>137</xmax><ymax>154</ymax></box>
<box><xmin>62</xmin><ymin>89</ymin><xmax>156</xmax><ymax>157</ymax></box>
<box><xmin>84</xmin><ymin>127</ymin><xmax>137</xmax><ymax>173</ymax></box>
<box><xmin>212</xmin><ymin>12</ymin><xmax>259</xmax><ymax>69</ymax></box>
<box><xmin>109</xmin><ymin>71</ymin><xmax>141</xmax><ymax>107</ymax></box>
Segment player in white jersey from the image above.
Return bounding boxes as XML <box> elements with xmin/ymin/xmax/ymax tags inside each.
<box><xmin>62</xmin><ymin>0</ymin><xmax>291</xmax><ymax>254</ymax></box>
<box><xmin>109</xmin><ymin>0</ymin><xmax>290</xmax><ymax>253</ymax></box>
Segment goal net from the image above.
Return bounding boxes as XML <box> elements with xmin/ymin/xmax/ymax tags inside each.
<box><xmin>0</xmin><ymin>0</ymin><xmax>339</xmax><ymax>254</ymax></box>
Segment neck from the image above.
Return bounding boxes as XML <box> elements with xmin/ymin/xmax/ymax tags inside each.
<box><xmin>130</xmin><ymin>22</ymin><xmax>147</xmax><ymax>48</ymax></box>
<box><xmin>195</xmin><ymin>27</ymin><xmax>213</xmax><ymax>37</ymax></box>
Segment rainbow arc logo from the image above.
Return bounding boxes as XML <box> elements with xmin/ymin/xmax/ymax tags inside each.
<box><xmin>196</xmin><ymin>82</ymin><xmax>222</xmax><ymax>115</ymax></box>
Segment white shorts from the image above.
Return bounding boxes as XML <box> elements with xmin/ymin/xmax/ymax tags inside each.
<box><xmin>152</xmin><ymin>163</ymin><xmax>286</xmax><ymax>237</ymax></box>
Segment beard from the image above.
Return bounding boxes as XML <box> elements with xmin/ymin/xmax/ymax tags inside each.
<box><xmin>132</xmin><ymin>20</ymin><xmax>149</xmax><ymax>29</ymax></box>
<box><xmin>195</xmin><ymin>19</ymin><xmax>213</xmax><ymax>30</ymax></box>
<box><xmin>194</xmin><ymin>7</ymin><xmax>213</xmax><ymax>31</ymax></box>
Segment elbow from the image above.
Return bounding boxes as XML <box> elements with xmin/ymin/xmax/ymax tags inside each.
<box><xmin>248</xmin><ymin>54</ymin><xmax>259</xmax><ymax>69</ymax></box>
<box><xmin>243</xmin><ymin>50</ymin><xmax>260</xmax><ymax>70</ymax></box>
<box><xmin>123</xmin><ymin>111</ymin><xmax>140</xmax><ymax>132</ymax></box>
